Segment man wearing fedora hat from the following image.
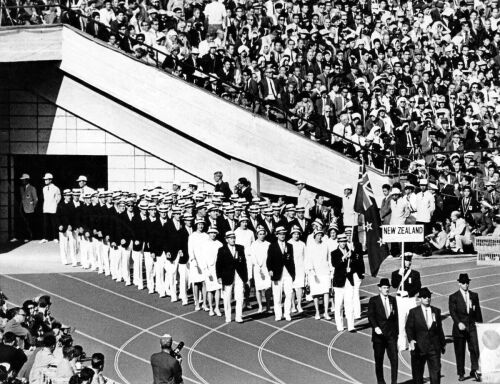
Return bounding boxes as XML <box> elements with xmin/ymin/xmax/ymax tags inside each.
<box><xmin>449</xmin><ymin>273</ymin><xmax>483</xmax><ymax>382</ymax></box>
<box><xmin>216</xmin><ymin>231</ymin><xmax>248</xmax><ymax>323</ymax></box>
<box><xmin>406</xmin><ymin>287</ymin><xmax>446</xmax><ymax>384</ymax></box>
<box><xmin>40</xmin><ymin>173</ymin><xmax>61</xmax><ymax>244</ymax></box>
<box><xmin>368</xmin><ymin>278</ymin><xmax>399</xmax><ymax>384</ymax></box>
<box><xmin>13</xmin><ymin>173</ymin><xmax>38</xmax><ymax>243</ymax></box>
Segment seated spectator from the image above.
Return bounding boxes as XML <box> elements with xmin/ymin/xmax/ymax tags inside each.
<box><xmin>0</xmin><ymin>332</ymin><xmax>27</xmax><ymax>376</ymax></box>
<box><xmin>29</xmin><ymin>334</ymin><xmax>58</xmax><ymax>384</ymax></box>
<box><xmin>423</xmin><ymin>223</ymin><xmax>448</xmax><ymax>256</ymax></box>
<box><xmin>447</xmin><ymin>211</ymin><xmax>472</xmax><ymax>253</ymax></box>
<box><xmin>3</xmin><ymin>308</ymin><xmax>33</xmax><ymax>347</ymax></box>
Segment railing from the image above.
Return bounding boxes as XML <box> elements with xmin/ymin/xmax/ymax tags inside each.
<box><xmin>4</xmin><ymin>4</ymin><xmax>482</xmax><ymax>177</ymax></box>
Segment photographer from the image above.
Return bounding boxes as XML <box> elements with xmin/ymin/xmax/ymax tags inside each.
<box><xmin>150</xmin><ymin>334</ymin><xmax>183</xmax><ymax>384</ymax></box>
<box><xmin>423</xmin><ymin>223</ymin><xmax>448</xmax><ymax>256</ymax></box>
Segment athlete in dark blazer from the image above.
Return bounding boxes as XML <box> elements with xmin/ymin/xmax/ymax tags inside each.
<box><xmin>266</xmin><ymin>236</ymin><xmax>295</xmax><ymax>281</ymax></box>
<box><xmin>215</xmin><ymin>243</ymin><xmax>248</xmax><ymax>286</ymax></box>
<box><xmin>367</xmin><ymin>278</ymin><xmax>399</xmax><ymax>384</ymax></box>
<box><xmin>406</xmin><ymin>288</ymin><xmax>446</xmax><ymax>384</ymax></box>
<box><xmin>448</xmin><ymin>274</ymin><xmax>483</xmax><ymax>381</ymax></box>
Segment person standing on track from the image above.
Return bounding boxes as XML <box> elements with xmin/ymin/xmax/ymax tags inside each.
<box><xmin>367</xmin><ymin>278</ymin><xmax>399</xmax><ymax>384</ymax></box>
<box><xmin>391</xmin><ymin>252</ymin><xmax>421</xmax><ymax>350</ymax></box>
<box><xmin>406</xmin><ymin>287</ymin><xmax>446</xmax><ymax>384</ymax></box>
<box><xmin>40</xmin><ymin>173</ymin><xmax>61</xmax><ymax>243</ymax></box>
<box><xmin>14</xmin><ymin>173</ymin><xmax>38</xmax><ymax>242</ymax></box>
<box><xmin>267</xmin><ymin>226</ymin><xmax>295</xmax><ymax>322</ymax></box>
<box><xmin>216</xmin><ymin>230</ymin><xmax>248</xmax><ymax>323</ymax></box>
<box><xmin>449</xmin><ymin>273</ymin><xmax>483</xmax><ymax>382</ymax></box>
<box><xmin>151</xmin><ymin>334</ymin><xmax>183</xmax><ymax>384</ymax></box>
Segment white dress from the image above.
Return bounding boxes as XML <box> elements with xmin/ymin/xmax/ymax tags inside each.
<box><xmin>249</xmin><ymin>240</ymin><xmax>271</xmax><ymax>291</ymax></box>
<box><xmin>203</xmin><ymin>239</ymin><xmax>223</xmax><ymax>292</ymax></box>
<box><xmin>235</xmin><ymin>228</ymin><xmax>255</xmax><ymax>279</ymax></box>
<box><xmin>305</xmin><ymin>240</ymin><xmax>332</xmax><ymax>296</ymax></box>
<box><xmin>326</xmin><ymin>238</ymin><xmax>338</xmax><ymax>255</ymax></box>
<box><xmin>288</xmin><ymin>239</ymin><xmax>306</xmax><ymax>289</ymax></box>
<box><xmin>188</xmin><ymin>231</ymin><xmax>209</xmax><ymax>283</ymax></box>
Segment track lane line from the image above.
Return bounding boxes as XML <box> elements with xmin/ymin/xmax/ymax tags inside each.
<box><xmin>5</xmin><ymin>273</ymin><xmax>353</xmax><ymax>383</ymax></box>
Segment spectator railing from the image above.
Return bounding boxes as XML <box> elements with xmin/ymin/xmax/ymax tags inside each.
<box><xmin>1</xmin><ymin>4</ymin><xmax>398</xmax><ymax>173</ymax></box>
<box><xmin>474</xmin><ymin>237</ymin><xmax>500</xmax><ymax>265</ymax></box>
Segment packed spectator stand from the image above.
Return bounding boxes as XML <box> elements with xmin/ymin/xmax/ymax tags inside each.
<box><xmin>0</xmin><ymin>292</ymin><xmax>110</xmax><ymax>384</ymax></box>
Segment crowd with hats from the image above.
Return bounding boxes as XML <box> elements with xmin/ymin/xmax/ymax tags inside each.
<box><xmin>6</xmin><ymin>0</ymin><xmax>500</xmax><ymax>173</ymax></box>
<box><xmin>0</xmin><ymin>293</ymin><xmax>109</xmax><ymax>384</ymax></box>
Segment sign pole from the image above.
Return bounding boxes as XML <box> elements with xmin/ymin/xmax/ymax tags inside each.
<box><xmin>401</xmin><ymin>241</ymin><xmax>405</xmax><ymax>270</ymax></box>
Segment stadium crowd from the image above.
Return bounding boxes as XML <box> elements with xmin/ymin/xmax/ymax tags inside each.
<box><xmin>3</xmin><ymin>0</ymin><xmax>500</xmax><ymax>174</ymax></box>
<box><xmin>0</xmin><ymin>293</ymin><xmax>108</xmax><ymax>384</ymax></box>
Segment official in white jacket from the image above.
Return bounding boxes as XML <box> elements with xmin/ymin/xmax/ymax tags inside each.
<box><xmin>414</xmin><ymin>179</ymin><xmax>435</xmax><ymax>236</ymax></box>
<box><xmin>41</xmin><ymin>173</ymin><xmax>61</xmax><ymax>243</ymax></box>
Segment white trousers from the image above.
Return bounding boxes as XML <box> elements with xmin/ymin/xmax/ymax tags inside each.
<box><xmin>101</xmin><ymin>243</ymin><xmax>110</xmax><ymax>276</ymax></box>
<box><xmin>120</xmin><ymin>247</ymin><xmax>131</xmax><ymax>285</ymax></box>
<box><xmin>132</xmin><ymin>250</ymin><xmax>144</xmax><ymax>290</ymax></box>
<box><xmin>223</xmin><ymin>273</ymin><xmax>245</xmax><ymax>322</ymax></box>
<box><xmin>334</xmin><ymin>274</ymin><xmax>360</xmax><ymax>331</ymax></box>
<box><xmin>155</xmin><ymin>254</ymin><xmax>166</xmax><ymax>297</ymax></box>
<box><xmin>91</xmin><ymin>240</ymin><xmax>101</xmax><ymax>271</ymax></box>
<box><xmin>396</xmin><ymin>296</ymin><xmax>417</xmax><ymax>350</ymax></box>
<box><xmin>67</xmin><ymin>232</ymin><xmax>78</xmax><ymax>267</ymax></box>
<box><xmin>110</xmin><ymin>247</ymin><xmax>121</xmax><ymax>280</ymax></box>
<box><xmin>80</xmin><ymin>239</ymin><xmax>91</xmax><ymax>269</ymax></box>
<box><xmin>59</xmin><ymin>231</ymin><xmax>68</xmax><ymax>265</ymax></box>
<box><xmin>178</xmin><ymin>263</ymin><xmax>189</xmax><ymax>303</ymax></box>
<box><xmin>353</xmin><ymin>274</ymin><xmax>362</xmax><ymax>319</ymax></box>
<box><xmin>164</xmin><ymin>257</ymin><xmax>179</xmax><ymax>301</ymax></box>
<box><xmin>144</xmin><ymin>251</ymin><xmax>156</xmax><ymax>293</ymax></box>
<box><xmin>271</xmin><ymin>268</ymin><xmax>294</xmax><ymax>320</ymax></box>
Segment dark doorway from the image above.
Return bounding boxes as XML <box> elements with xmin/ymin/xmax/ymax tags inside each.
<box><xmin>11</xmin><ymin>155</ymin><xmax>108</xmax><ymax>240</ymax></box>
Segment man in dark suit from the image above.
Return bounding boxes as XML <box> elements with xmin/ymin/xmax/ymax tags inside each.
<box><xmin>151</xmin><ymin>204</ymin><xmax>170</xmax><ymax>297</ymax></box>
<box><xmin>267</xmin><ymin>226</ymin><xmax>295</xmax><ymax>321</ymax></box>
<box><xmin>165</xmin><ymin>207</ymin><xmax>184</xmax><ymax>302</ymax></box>
<box><xmin>205</xmin><ymin>204</ymin><xmax>224</xmax><ymax>241</ymax></box>
<box><xmin>0</xmin><ymin>331</ymin><xmax>27</xmax><ymax>375</ymax></box>
<box><xmin>368</xmin><ymin>278</ymin><xmax>399</xmax><ymax>384</ymax></box>
<box><xmin>213</xmin><ymin>171</ymin><xmax>232</xmax><ymax>200</ymax></box>
<box><xmin>406</xmin><ymin>287</ymin><xmax>446</xmax><ymax>384</ymax></box>
<box><xmin>150</xmin><ymin>334</ymin><xmax>183</xmax><ymax>384</ymax></box>
<box><xmin>216</xmin><ymin>231</ymin><xmax>248</xmax><ymax>323</ymax></box>
<box><xmin>391</xmin><ymin>252</ymin><xmax>421</xmax><ymax>350</ymax></box>
<box><xmin>449</xmin><ymin>273</ymin><xmax>483</xmax><ymax>382</ymax></box>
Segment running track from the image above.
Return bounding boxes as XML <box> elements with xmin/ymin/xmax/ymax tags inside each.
<box><xmin>2</xmin><ymin>259</ymin><xmax>500</xmax><ymax>384</ymax></box>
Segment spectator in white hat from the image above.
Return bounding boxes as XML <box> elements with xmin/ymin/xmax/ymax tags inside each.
<box><xmin>76</xmin><ymin>175</ymin><xmax>95</xmax><ymax>196</ymax></box>
<box><xmin>40</xmin><ymin>173</ymin><xmax>61</xmax><ymax>244</ymax></box>
<box><xmin>12</xmin><ymin>173</ymin><xmax>38</xmax><ymax>243</ymax></box>
<box><xmin>248</xmin><ymin>225</ymin><xmax>272</xmax><ymax>313</ymax></box>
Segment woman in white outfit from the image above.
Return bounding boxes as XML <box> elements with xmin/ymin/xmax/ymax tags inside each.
<box><xmin>248</xmin><ymin>225</ymin><xmax>272</xmax><ymax>313</ymax></box>
<box><xmin>326</xmin><ymin>223</ymin><xmax>339</xmax><ymax>312</ymax></box>
<box><xmin>288</xmin><ymin>225</ymin><xmax>306</xmax><ymax>313</ymax></box>
<box><xmin>306</xmin><ymin>218</ymin><xmax>324</xmax><ymax>246</ymax></box>
<box><xmin>235</xmin><ymin>215</ymin><xmax>255</xmax><ymax>309</ymax></box>
<box><xmin>305</xmin><ymin>229</ymin><xmax>333</xmax><ymax>320</ymax></box>
<box><xmin>188</xmin><ymin>219</ymin><xmax>209</xmax><ymax>311</ymax></box>
<box><xmin>203</xmin><ymin>227</ymin><xmax>223</xmax><ymax>316</ymax></box>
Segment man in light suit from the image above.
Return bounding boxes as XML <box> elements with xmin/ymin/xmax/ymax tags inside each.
<box><xmin>14</xmin><ymin>173</ymin><xmax>38</xmax><ymax>242</ymax></box>
<box><xmin>449</xmin><ymin>273</ymin><xmax>483</xmax><ymax>382</ymax></box>
<box><xmin>368</xmin><ymin>278</ymin><xmax>399</xmax><ymax>384</ymax></box>
<box><xmin>41</xmin><ymin>173</ymin><xmax>61</xmax><ymax>243</ymax></box>
<box><xmin>406</xmin><ymin>287</ymin><xmax>446</xmax><ymax>384</ymax></box>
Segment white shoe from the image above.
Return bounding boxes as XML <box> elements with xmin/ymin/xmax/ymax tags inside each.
<box><xmin>209</xmin><ymin>310</ymin><xmax>215</xmax><ymax>316</ymax></box>
<box><xmin>215</xmin><ymin>309</ymin><xmax>222</xmax><ymax>317</ymax></box>
<box><xmin>23</xmin><ymin>239</ymin><xmax>29</xmax><ymax>243</ymax></box>
<box><xmin>39</xmin><ymin>239</ymin><xmax>48</xmax><ymax>244</ymax></box>
<box><xmin>297</xmin><ymin>307</ymin><xmax>304</xmax><ymax>313</ymax></box>
<box><xmin>315</xmin><ymin>313</ymin><xmax>321</xmax><ymax>320</ymax></box>
<box><xmin>195</xmin><ymin>305</ymin><xmax>201</xmax><ymax>311</ymax></box>
<box><xmin>10</xmin><ymin>238</ymin><xmax>18</xmax><ymax>242</ymax></box>
<box><xmin>182</xmin><ymin>301</ymin><xmax>189</xmax><ymax>306</ymax></box>
<box><xmin>275</xmin><ymin>316</ymin><xmax>282</xmax><ymax>322</ymax></box>
<box><xmin>257</xmin><ymin>307</ymin><xmax>264</xmax><ymax>313</ymax></box>
<box><xmin>235</xmin><ymin>318</ymin><xmax>243</xmax><ymax>323</ymax></box>
<box><xmin>324</xmin><ymin>314</ymin><xmax>332</xmax><ymax>320</ymax></box>
<box><xmin>285</xmin><ymin>315</ymin><xmax>292</xmax><ymax>322</ymax></box>
<box><xmin>53</xmin><ymin>239</ymin><xmax>59</xmax><ymax>243</ymax></box>
<box><xmin>337</xmin><ymin>327</ymin><xmax>344</xmax><ymax>332</ymax></box>
<box><xmin>225</xmin><ymin>319</ymin><xmax>231</xmax><ymax>323</ymax></box>
<box><xmin>291</xmin><ymin>307</ymin><xmax>297</xmax><ymax>313</ymax></box>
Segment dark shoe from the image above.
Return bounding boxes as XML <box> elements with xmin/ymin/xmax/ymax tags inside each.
<box><xmin>458</xmin><ymin>375</ymin><xmax>465</xmax><ymax>382</ymax></box>
<box><xmin>471</xmin><ymin>371</ymin><xmax>481</xmax><ymax>382</ymax></box>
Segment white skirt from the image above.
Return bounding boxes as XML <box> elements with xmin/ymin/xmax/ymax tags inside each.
<box><xmin>253</xmin><ymin>265</ymin><xmax>271</xmax><ymax>291</ymax></box>
<box><xmin>308</xmin><ymin>272</ymin><xmax>331</xmax><ymax>296</ymax></box>
<box><xmin>293</xmin><ymin>264</ymin><xmax>305</xmax><ymax>289</ymax></box>
<box><xmin>189</xmin><ymin>261</ymin><xmax>205</xmax><ymax>284</ymax></box>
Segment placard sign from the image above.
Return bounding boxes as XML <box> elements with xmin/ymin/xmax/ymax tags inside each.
<box><xmin>381</xmin><ymin>225</ymin><xmax>425</xmax><ymax>243</ymax></box>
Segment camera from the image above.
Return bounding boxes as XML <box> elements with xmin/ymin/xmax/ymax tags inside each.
<box><xmin>170</xmin><ymin>341</ymin><xmax>185</xmax><ymax>360</ymax></box>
